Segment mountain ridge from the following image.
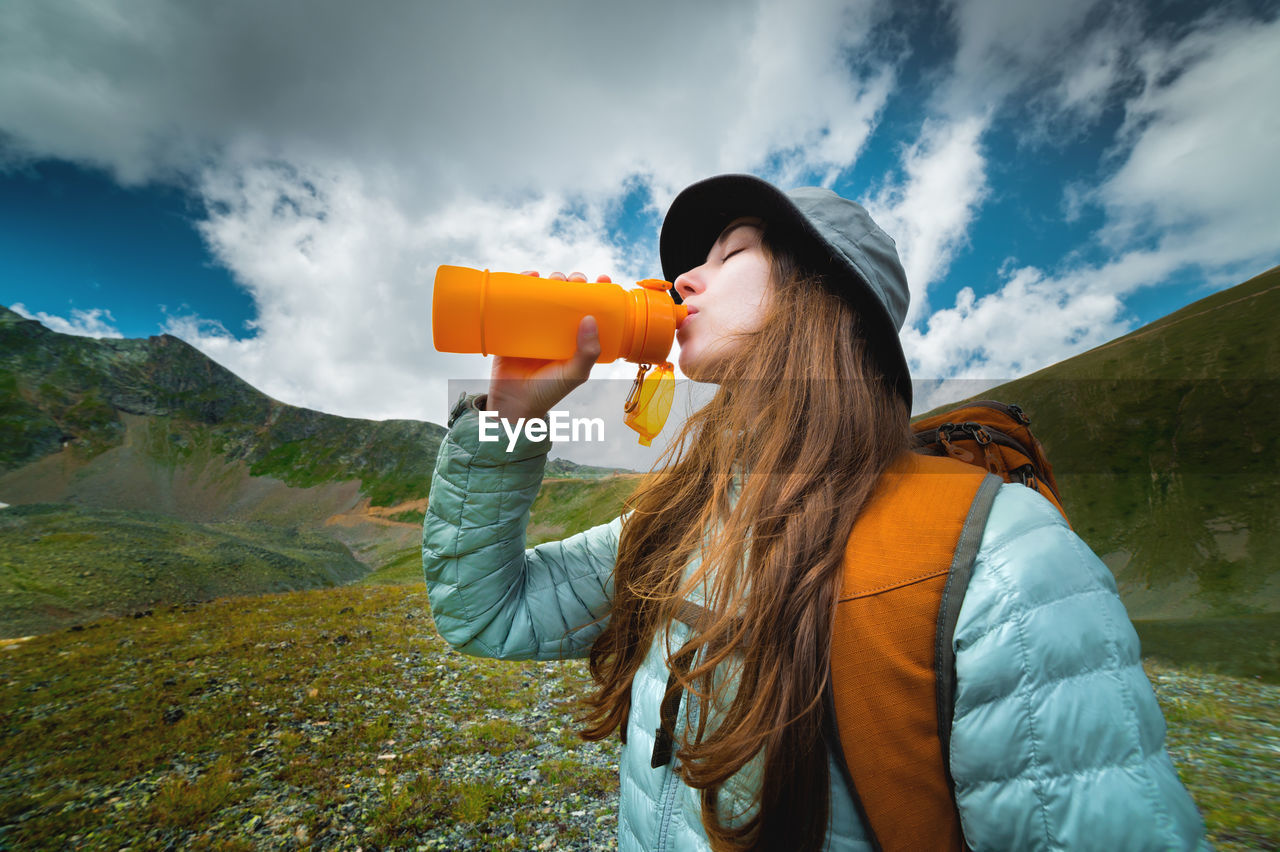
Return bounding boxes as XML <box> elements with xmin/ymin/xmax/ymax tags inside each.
<box><xmin>0</xmin><ymin>305</ymin><xmax>449</xmax><ymax>506</ymax></box>
<box><xmin>2</xmin><ymin>264</ymin><xmax>1276</xmax><ymax>635</ymax></box>
<box><xmin>0</xmin><ymin>306</ymin><xmax>634</xmax><ymax>634</ymax></box>
<box><xmin>938</xmin><ymin>265</ymin><xmax>1280</xmax><ymax>620</ymax></box>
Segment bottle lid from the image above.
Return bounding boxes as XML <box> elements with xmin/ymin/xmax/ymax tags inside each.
<box><xmin>627</xmin><ymin>286</ymin><xmax>687</xmax><ymax>364</ymax></box>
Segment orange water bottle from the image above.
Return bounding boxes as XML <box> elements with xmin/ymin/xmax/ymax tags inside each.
<box><xmin>432</xmin><ymin>265</ymin><xmax>686</xmax><ymax>445</ymax></box>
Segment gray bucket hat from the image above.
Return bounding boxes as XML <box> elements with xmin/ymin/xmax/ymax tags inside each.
<box><xmin>659</xmin><ymin>174</ymin><xmax>912</xmax><ymax>407</ymax></box>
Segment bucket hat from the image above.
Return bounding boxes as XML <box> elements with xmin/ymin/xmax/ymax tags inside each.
<box><xmin>659</xmin><ymin>174</ymin><xmax>912</xmax><ymax>407</ymax></box>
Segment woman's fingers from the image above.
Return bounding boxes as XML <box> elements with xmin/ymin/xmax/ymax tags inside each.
<box><xmin>486</xmin><ymin>313</ymin><xmax>602</xmax><ymax>422</ymax></box>
<box><xmin>567</xmin><ymin>316</ymin><xmax>601</xmax><ymax>378</ymax></box>
<box><xmin>488</xmin><ymin>269</ymin><xmax>607</xmax><ymax>419</ymax></box>
<box><xmin>521</xmin><ymin>270</ymin><xmax>609</xmax><ymax>283</ymax></box>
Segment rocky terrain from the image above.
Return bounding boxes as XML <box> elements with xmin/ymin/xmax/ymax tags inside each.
<box><xmin>2</xmin><ymin>584</ymin><xmax>1275</xmax><ymax>850</ymax></box>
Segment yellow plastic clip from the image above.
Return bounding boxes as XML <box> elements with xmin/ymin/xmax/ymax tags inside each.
<box><xmin>623</xmin><ymin>362</ymin><xmax>675</xmax><ymax>446</ymax></box>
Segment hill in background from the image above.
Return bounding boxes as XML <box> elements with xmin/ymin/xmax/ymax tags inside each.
<box><xmin>958</xmin><ymin>266</ymin><xmax>1279</xmax><ymax>619</ymax></box>
<box><xmin>2</xmin><ymin>264</ymin><xmax>1277</xmax><ymax>662</ymax></box>
<box><xmin>929</xmin><ymin>266</ymin><xmax>1279</xmax><ymax>676</ymax></box>
<box><xmin>0</xmin><ymin>307</ymin><xmax>633</xmax><ymax>635</ymax></box>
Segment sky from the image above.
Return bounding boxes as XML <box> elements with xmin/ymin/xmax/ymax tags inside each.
<box><xmin>2</xmin><ymin>0</ymin><xmax>1278</xmax><ymax>469</ymax></box>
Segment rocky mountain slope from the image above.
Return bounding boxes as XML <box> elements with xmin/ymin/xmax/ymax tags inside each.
<box><xmin>0</xmin><ymin>307</ymin><xmax>448</xmax><ymax>507</ymax></box>
<box><xmin>0</xmin><ymin>307</ymin><xmax>632</xmax><ymax>634</ymax></box>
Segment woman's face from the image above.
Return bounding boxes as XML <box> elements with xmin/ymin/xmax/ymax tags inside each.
<box><xmin>673</xmin><ymin>217</ymin><xmax>772</xmax><ymax>382</ymax></box>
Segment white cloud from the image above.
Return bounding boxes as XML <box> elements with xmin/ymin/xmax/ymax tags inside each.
<box><xmin>901</xmin><ymin>6</ymin><xmax>1280</xmax><ymax>409</ymax></box>
<box><xmin>862</xmin><ymin>115</ymin><xmax>990</xmax><ymax>323</ymax></box>
<box><xmin>717</xmin><ymin>0</ymin><xmax>896</xmax><ymax>189</ymax></box>
<box><xmin>903</xmin><ymin>247</ymin><xmax>1182</xmax><ymax>391</ymax></box>
<box><xmin>1</xmin><ymin>0</ymin><xmax>904</xmax><ymax>427</ymax></box>
<box><xmin>1097</xmin><ymin>13</ymin><xmax>1280</xmax><ymax>271</ymax></box>
<box><xmin>3</xmin><ymin>0</ymin><xmax>1277</xmax><ymax>438</ymax></box>
<box><xmin>857</xmin><ymin>0</ymin><xmax>1134</xmax><ymax>322</ymax></box>
<box><xmin>164</xmin><ymin>161</ymin><xmax>670</xmax><ymax>422</ymax></box>
<box><xmin>944</xmin><ymin>0</ymin><xmax>1109</xmax><ymax>113</ymax></box>
<box><xmin>11</xmin><ymin>304</ymin><xmax>123</xmax><ymax>339</ymax></box>
<box><xmin>1050</xmin><ymin>27</ymin><xmax>1131</xmax><ymax>123</ymax></box>
<box><xmin>0</xmin><ymin>0</ymin><xmax>896</xmax><ymax>205</ymax></box>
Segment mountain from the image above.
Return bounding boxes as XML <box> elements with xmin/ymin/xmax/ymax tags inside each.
<box><xmin>0</xmin><ymin>307</ymin><xmax>634</xmax><ymax>635</ymax></box>
<box><xmin>0</xmin><ymin>306</ymin><xmax>449</xmax><ymax>506</ymax></box>
<box><xmin>6</xmin><ymin>262</ymin><xmax>1275</xmax><ymax>644</ymax></box>
<box><xmin>931</xmin><ymin>265</ymin><xmax>1279</xmax><ymax>624</ymax></box>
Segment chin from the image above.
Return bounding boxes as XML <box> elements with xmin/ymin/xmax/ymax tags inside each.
<box><xmin>679</xmin><ymin>354</ymin><xmax>721</xmax><ymax>384</ymax></box>
<box><xmin>676</xmin><ymin>349</ymin><xmax>695</xmax><ymax>378</ymax></box>
<box><xmin>677</xmin><ymin>350</ymin><xmax>703</xmax><ymax>381</ymax></box>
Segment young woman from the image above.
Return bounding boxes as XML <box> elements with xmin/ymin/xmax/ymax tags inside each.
<box><xmin>423</xmin><ymin>175</ymin><xmax>1208</xmax><ymax>851</ymax></box>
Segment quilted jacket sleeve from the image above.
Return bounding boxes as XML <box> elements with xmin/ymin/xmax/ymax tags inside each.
<box><xmin>421</xmin><ymin>400</ymin><xmax>621</xmax><ymax>661</ymax></box>
<box><xmin>951</xmin><ymin>484</ymin><xmax>1210</xmax><ymax>851</ymax></box>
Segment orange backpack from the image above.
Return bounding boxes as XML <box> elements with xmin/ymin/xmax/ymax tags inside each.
<box><xmin>828</xmin><ymin>401</ymin><xmax>1068</xmax><ymax>851</ymax></box>
<box><xmin>655</xmin><ymin>401</ymin><xmax>1066</xmax><ymax>849</ymax></box>
<box><xmin>911</xmin><ymin>400</ymin><xmax>1066</xmax><ymax>519</ymax></box>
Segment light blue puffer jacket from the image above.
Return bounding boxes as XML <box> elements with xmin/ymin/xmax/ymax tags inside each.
<box><xmin>422</xmin><ymin>402</ymin><xmax>1210</xmax><ymax>851</ymax></box>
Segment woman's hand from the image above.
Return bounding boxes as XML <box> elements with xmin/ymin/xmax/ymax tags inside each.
<box><xmin>485</xmin><ymin>271</ymin><xmax>607</xmax><ymax>422</ymax></box>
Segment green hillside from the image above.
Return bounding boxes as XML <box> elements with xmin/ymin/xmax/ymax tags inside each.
<box><xmin>0</xmin><ymin>503</ymin><xmax>367</xmax><ymax>637</ymax></box>
<box><xmin>527</xmin><ymin>476</ymin><xmax>640</xmax><ymax>545</ymax></box>
<box><xmin>337</xmin><ymin>474</ymin><xmax>643</xmax><ymax>588</ymax></box>
<box><xmin>919</xmin><ymin>266</ymin><xmax>1280</xmax><ymax>676</ymax></box>
<box><xmin>0</xmin><ymin>307</ymin><xmax>635</xmax><ymax>634</ymax></box>
<box><xmin>544</xmin><ymin>457</ymin><xmax>634</xmax><ymax>480</ymax></box>
<box><xmin>965</xmin><ymin>266</ymin><xmax>1279</xmax><ymax>619</ymax></box>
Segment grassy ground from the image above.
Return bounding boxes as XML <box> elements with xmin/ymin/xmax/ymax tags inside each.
<box><xmin>358</xmin><ymin>545</ymin><xmax>426</xmax><ymax>586</ymax></box>
<box><xmin>358</xmin><ymin>474</ymin><xmax>643</xmax><ymax>588</ymax></box>
<box><xmin>0</xmin><ymin>503</ymin><xmax>367</xmax><ymax>637</ymax></box>
<box><xmin>1</xmin><ymin>583</ymin><xmax>1275</xmax><ymax>850</ymax></box>
<box><xmin>1148</xmin><ymin>661</ymin><xmax>1280</xmax><ymax>851</ymax></box>
<box><xmin>0</xmin><ymin>465</ymin><xmax>638</xmax><ymax>634</ymax></box>
<box><xmin>1135</xmin><ymin>612</ymin><xmax>1280</xmax><ymax>683</ymax></box>
<box><xmin>0</xmin><ymin>585</ymin><xmax>618</xmax><ymax>850</ymax></box>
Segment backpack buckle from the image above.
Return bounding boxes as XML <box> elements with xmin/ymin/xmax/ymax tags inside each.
<box><xmin>937</xmin><ymin>423</ymin><xmax>976</xmax><ymax>463</ymax></box>
<box><xmin>1013</xmin><ymin>464</ymin><xmax>1038</xmax><ymax>489</ymax></box>
<box><xmin>964</xmin><ymin>423</ymin><xmax>992</xmax><ymax>446</ymax></box>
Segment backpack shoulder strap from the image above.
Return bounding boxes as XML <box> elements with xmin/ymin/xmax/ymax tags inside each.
<box><xmin>828</xmin><ymin>452</ymin><xmax>1001</xmax><ymax>852</ymax></box>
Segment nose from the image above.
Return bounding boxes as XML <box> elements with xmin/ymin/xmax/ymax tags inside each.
<box><xmin>673</xmin><ymin>267</ymin><xmax>705</xmax><ymax>303</ymax></box>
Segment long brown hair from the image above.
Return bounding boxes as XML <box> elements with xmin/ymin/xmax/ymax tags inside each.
<box><xmin>581</xmin><ymin>237</ymin><xmax>912</xmax><ymax>850</ymax></box>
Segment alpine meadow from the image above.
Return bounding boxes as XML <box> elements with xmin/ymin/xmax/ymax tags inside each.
<box><xmin>2</xmin><ymin>266</ymin><xmax>1278</xmax><ymax>849</ymax></box>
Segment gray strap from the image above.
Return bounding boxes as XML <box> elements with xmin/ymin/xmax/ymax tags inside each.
<box><xmin>673</xmin><ymin>599</ymin><xmax>714</xmax><ymax>630</ymax></box>
<box><xmin>934</xmin><ymin>473</ymin><xmax>1002</xmax><ymax>851</ymax></box>
<box><xmin>651</xmin><ymin>599</ymin><xmax>716</xmax><ymax>769</ymax></box>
